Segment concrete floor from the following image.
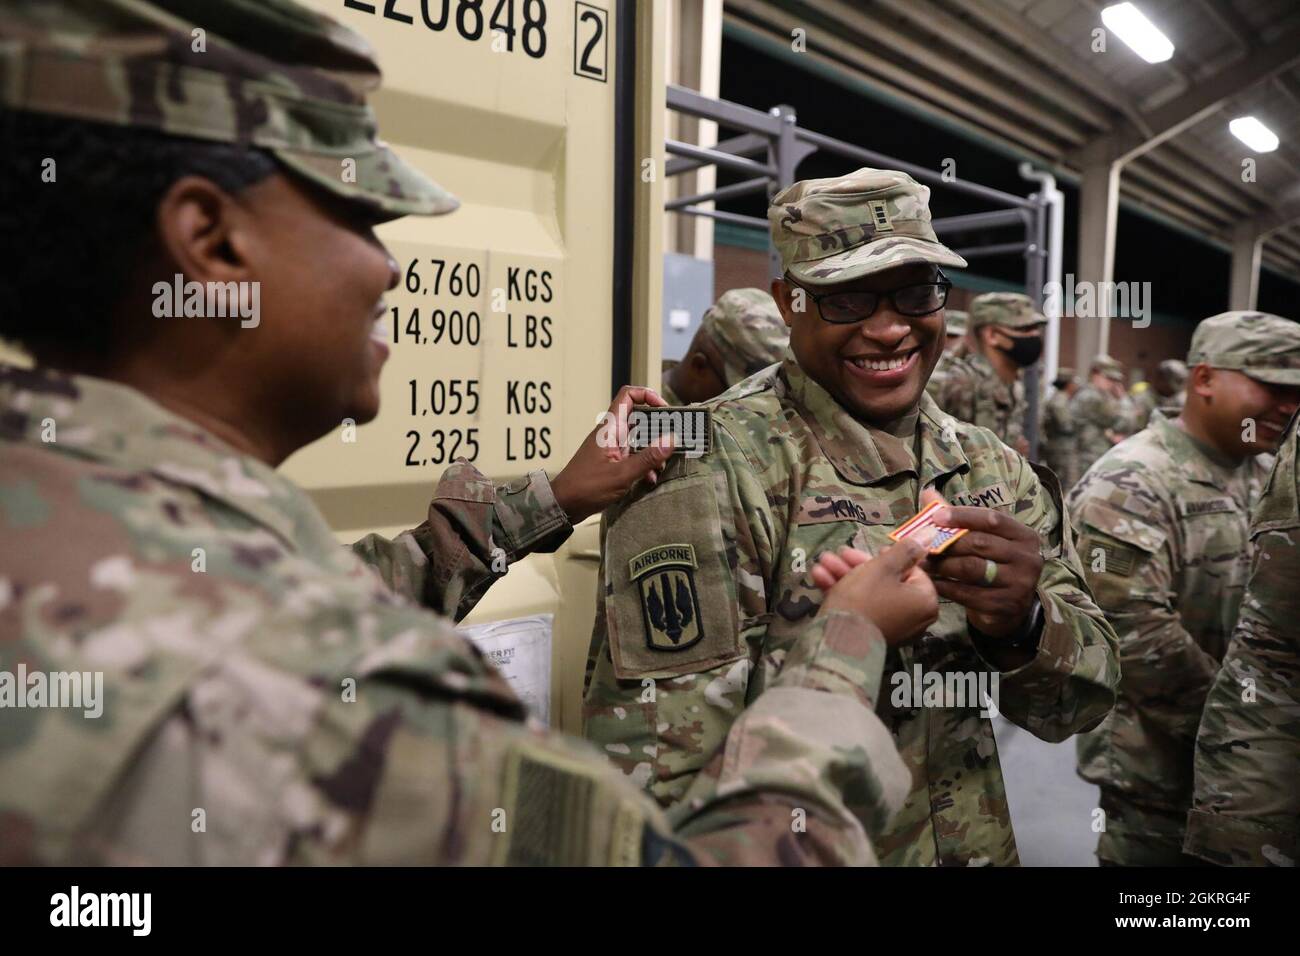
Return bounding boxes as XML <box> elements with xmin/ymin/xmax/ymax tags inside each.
<box><xmin>993</xmin><ymin>717</ymin><xmax>1101</xmax><ymax>866</ymax></box>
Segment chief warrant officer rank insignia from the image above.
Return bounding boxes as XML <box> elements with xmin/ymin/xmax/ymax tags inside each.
<box><xmin>629</xmin><ymin>544</ymin><xmax>704</xmax><ymax>652</ymax></box>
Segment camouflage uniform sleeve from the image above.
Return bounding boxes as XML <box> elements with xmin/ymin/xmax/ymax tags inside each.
<box><xmin>1008</xmin><ymin>378</ymin><xmax>1027</xmax><ymax>450</ymax></box>
<box><xmin>73</xmin><ymin>599</ymin><xmax>903</xmax><ymax>866</ymax></box>
<box><xmin>1185</xmin><ymin>451</ymin><xmax>1300</xmax><ymax>866</ymax></box>
<box><xmin>973</xmin><ymin>451</ymin><xmax>1120</xmax><ymax>741</ymax></box>
<box><xmin>1068</xmin><ymin>473</ymin><xmax>1219</xmax><ymax>742</ymax></box>
<box><xmin>349</xmin><ymin>460</ymin><xmax>572</xmax><ymax>621</ymax></box>
<box><xmin>926</xmin><ymin>355</ymin><xmax>975</xmax><ymax>424</ymax></box>
<box><xmin>582</xmin><ymin>420</ymin><xmax>784</xmax><ymax>806</ymax></box>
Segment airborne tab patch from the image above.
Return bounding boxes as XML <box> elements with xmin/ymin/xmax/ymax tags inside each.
<box><xmin>629</xmin><ymin>544</ymin><xmax>703</xmax><ymax>653</ymax></box>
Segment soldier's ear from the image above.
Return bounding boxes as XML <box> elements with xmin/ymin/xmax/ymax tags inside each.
<box><xmin>1189</xmin><ymin>363</ymin><xmax>1215</xmax><ymax>399</ymax></box>
<box><xmin>770</xmin><ymin>278</ymin><xmax>796</xmax><ymax>328</ymax></box>
<box><xmin>155</xmin><ymin>174</ymin><xmax>253</xmax><ymax>286</ymax></box>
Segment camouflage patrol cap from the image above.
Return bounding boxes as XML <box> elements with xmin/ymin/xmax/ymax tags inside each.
<box><xmin>969</xmin><ymin>292</ymin><xmax>1046</xmax><ymax>331</ymax></box>
<box><xmin>0</xmin><ymin>0</ymin><xmax>457</xmax><ymax>222</ymax></box>
<box><xmin>1157</xmin><ymin>358</ymin><xmax>1188</xmax><ymax>387</ymax></box>
<box><xmin>1090</xmin><ymin>354</ymin><xmax>1125</xmax><ymax>381</ymax></box>
<box><xmin>945</xmin><ymin>310</ymin><xmax>968</xmax><ymax>337</ymax></box>
<box><xmin>698</xmin><ymin>288</ymin><xmax>789</xmax><ymax>386</ymax></box>
<box><xmin>1187</xmin><ymin>311</ymin><xmax>1300</xmax><ymax>386</ymax></box>
<box><xmin>770</xmin><ymin>168</ymin><xmax>967</xmax><ymax>287</ymax></box>
<box><xmin>1054</xmin><ymin>366</ymin><xmax>1075</xmax><ymax>386</ymax></box>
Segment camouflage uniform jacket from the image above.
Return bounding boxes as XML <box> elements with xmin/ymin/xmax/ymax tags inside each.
<box><xmin>0</xmin><ymin>365</ymin><xmax>910</xmax><ymax>866</ymax></box>
<box><xmin>584</xmin><ymin>356</ymin><xmax>1119</xmax><ymax>866</ymax></box>
<box><xmin>1071</xmin><ymin>383</ymin><xmax>1124</xmax><ymax>478</ymax></box>
<box><xmin>926</xmin><ymin>343</ymin><xmax>1027</xmax><ymax>450</ymax></box>
<box><xmin>1186</xmin><ymin>412</ymin><xmax>1300</xmax><ymax>867</ymax></box>
<box><xmin>1067</xmin><ymin>413</ymin><xmax>1269</xmax><ymax>863</ymax></box>
<box><xmin>1040</xmin><ymin>389</ymin><xmax>1078</xmax><ymax>490</ymax></box>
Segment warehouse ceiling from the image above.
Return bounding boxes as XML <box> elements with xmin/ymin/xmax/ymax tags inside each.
<box><xmin>723</xmin><ymin>0</ymin><xmax>1300</xmax><ymax>281</ymax></box>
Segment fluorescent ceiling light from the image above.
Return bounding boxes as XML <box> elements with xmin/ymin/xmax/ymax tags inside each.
<box><xmin>1101</xmin><ymin>3</ymin><xmax>1175</xmax><ymax>63</ymax></box>
<box><xmin>1229</xmin><ymin>116</ymin><xmax>1280</xmax><ymax>153</ymax></box>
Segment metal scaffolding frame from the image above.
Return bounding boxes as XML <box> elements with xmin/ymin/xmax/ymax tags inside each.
<box><xmin>664</xmin><ymin>84</ymin><xmax>1055</xmax><ymax>453</ymax></box>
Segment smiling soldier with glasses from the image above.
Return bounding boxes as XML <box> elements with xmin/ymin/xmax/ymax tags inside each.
<box><xmin>584</xmin><ymin>166</ymin><xmax>1119</xmax><ymax>867</ymax></box>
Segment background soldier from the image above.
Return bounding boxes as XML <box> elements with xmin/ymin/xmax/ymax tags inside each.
<box><xmin>1068</xmin><ymin>311</ymin><xmax>1300</xmax><ymax>866</ymax></box>
<box><xmin>1041</xmin><ymin>368</ymin><xmax>1080</xmax><ymax>489</ymax></box>
<box><xmin>1186</xmin><ymin>407</ymin><xmax>1300</xmax><ymax>867</ymax></box>
<box><xmin>927</xmin><ymin>291</ymin><xmax>1047</xmax><ymax>455</ymax></box>
<box><xmin>1072</xmin><ymin>354</ymin><xmax>1130</xmax><ymax>478</ymax></box>
<box><xmin>943</xmin><ymin>309</ymin><xmax>968</xmax><ymax>353</ymax></box>
<box><xmin>0</xmin><ymin>0</ymin><xmax>932</xmax><ymax>866</ymax></box>
<box><xmin>584</xmin><ymin>167</ymin><xmax>1119</xmax><ymax>867</ymax></box>
<box><xmin>660</xmin><ymin>287</ymin><xmax>787</xmax><ymax>405</ymax></box>
<box><xmin>1131</xmin><ymin>359</ymin><xmax>1188</xmax><ymax>429</ymax></box>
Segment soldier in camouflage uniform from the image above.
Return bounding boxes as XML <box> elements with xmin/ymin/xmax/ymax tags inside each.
<box><xmin>584</xmin><ymin>167</ymin><xmax>1120</xmax><ymax>867</ymax></box>
<box><xmin>0</xmin><ymin>0</ymin><xmax>929</xmax><ymax>866</ymax></box>
<box><xmin>660</xmin><ymin>288</ymin><xmax>787</xmax><ymax>405</ymax></box>
<box><xmin>927</xmin><ymin>292</ymin><xmax>1046</xmax><ymax>455</ymax></box>
<box><xmin>943</xmin><ymin>309</ymin><xmax>968</xmax><ymax>353</ymax></box>
<box><xmin>1068</xmin><ymin>311</ymin><xmax>1300</xmax><ymax>866</ymax></box>
<box><xmin>1071</xmin><ymin>355</ymin><xmax>1130</xmax><ymax>479</ymax></box>
<box><xmin>1041</xmin><ymin>368</ymin><xmax>1080</xmax><ymax>489</ymax></box>
<box><xmin>1186</xmin><ymin>407</ymin><xmax>1300</xmax><ymax>867</ymax></box>
<box><xmin>1131</xmin><ymin>359</ymin><xmax>1188</xmax><ymax>429</ymax></box>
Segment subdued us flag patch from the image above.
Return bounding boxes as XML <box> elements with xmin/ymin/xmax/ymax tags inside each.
<box><xmin>629</xmin><ymin>544</ymin><xmax>703</xmax><ymax>652</ymax></box>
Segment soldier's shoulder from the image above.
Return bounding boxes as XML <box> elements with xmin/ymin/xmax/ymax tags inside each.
<box><xmin>925</xmin><ymin>401</ymin><xmax>1021</xmax><ymax>472</ymax></box>
<box><xmin>1069</xmin><ymin>429</ymin><xmax>1177</xmax><ymax>527</ymax></box>
<box><xmin>929</xmin><ymin>350</ymin><xmax>977</xmax><ymax>387</ymax></box>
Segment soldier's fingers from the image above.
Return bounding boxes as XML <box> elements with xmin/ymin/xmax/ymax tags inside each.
<box><xmin>836</xmin><ymin>546</ymin><xmax>871</xmax><ymax>567</ymax></box>
<box><xmin>931</xmin><ymin>505</ymin><xmax>1034</xmax><ymax>541</ymax></box>
<box><xmin>928</xmin><ymin>554</ymin><xmax>1010</xmax><ymax>587</ymax></box>
<box><xmin>919</xmin><ymin>487</ymin><xmax>945</xmax><ymax>510</ymax></box>
<box><xmin>815</xmin><ymin>552</ymin><xmax>853</xmax><ymax>581</ymax></box>
<box><xmin>931</xmin><ymin>577</ymin><xmax>1004</xmax><ymax>611</ymax></box>
<box><xmin>875</xmin><ymin>538</ymin><xmax>929</xmax><ymax>575</ymax></box>
<box><xmin>810</xmin><ymin>565</ymin><xmax>837</xmax><ymax>591</ymax></box>
<box><xmin>621</xmin><ymin>386</ymin><xmax>667</xmax><ymax>409</ymax></box>
<box><xmin>930</xmin><ymin>530</ymin><xmax>1018</xmax><ymax>563</ymax></box>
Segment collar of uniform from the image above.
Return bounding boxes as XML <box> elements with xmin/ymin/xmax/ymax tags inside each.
<box><xmin>0</xmin><ymin>364</ymin><xmax>323</xmax><ymax>553</ymax></box>
<box><xmin>777</xmin><ymin>357</ymin><xmax>970</xmax><ymax>486</ymax></box>
<box><xmin>1148</xmin><ymin>410</ymin><xmax>1242</xmax><ymax>488</ymax></box>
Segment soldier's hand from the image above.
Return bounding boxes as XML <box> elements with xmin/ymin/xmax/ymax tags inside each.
<box><xmin>921</xmin><ymin>489</ymin><xmax>1044</xmax><ymax>639</ymax></box>
<box><xmin>550</xmin><ymin>386</ymin><xmax>674</xmax><ymax>524</ymax></box>
<box><xmin>815</xmin><ymin>539</ymin><xmax>938</xmax><ymax>646</ymax></box>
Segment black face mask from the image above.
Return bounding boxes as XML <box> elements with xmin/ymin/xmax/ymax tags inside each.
<box><xmin>995</xmin><ymin>333</ymin><xmax>1043</xmax><ymax>367</ymax></box>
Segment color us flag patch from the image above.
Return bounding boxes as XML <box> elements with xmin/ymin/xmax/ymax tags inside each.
<box><xmin>889</xmin><ymin>500</ymin><xmax>968</xmax><ymax>554</ymax></box>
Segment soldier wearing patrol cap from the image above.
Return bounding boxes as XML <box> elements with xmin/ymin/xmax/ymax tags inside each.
<box><xmin>943</xmin><ymin>309</ymin><xmax>968</xmax><ymax>353</ymax></box>
<box><xmin>1187</xmin><ymin>405</ymin><xmax>1300</xmax><ymax>867</ymax></box>
<box><xmin>1071</xmin><ymin>354</ymin><xmax>1131</xmax><ymax>478</ymax></box>
<box><xmin>1041</xmin><ymin>367</ymin><xmax>1080</xmax><ymax>489</ymax></box>
<box><xmin>660</xmin><ymin>287</ymin><xmax>788</xmax><ymax>405</ymax></box>
<box><xmin>0</xmin><ymin>0</ymin><xmax>933</xmax><ymax>866</ymax></box>
<box><xmin>1131</xmin><ymin>358</ymin><xmax>1188</xmax><ymax>428</ymax></box>
<box><xmin>927</xmin><ymin>292</ymin><xmax>1047</xmax><ymax>455</ymax></box>
<box><xmin>1068</xmin><ymin>310</ymin><xmax>1300</xmax><ymax>866</ymax></box>
<box><xmin>584</xmin><ymin>166</ymin><xmax>1119</xmax><ymax>867</ymax></box>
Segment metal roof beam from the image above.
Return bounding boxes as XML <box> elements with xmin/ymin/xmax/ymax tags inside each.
<box><xmin>958</xmin><ymin>0</ymin><xmax>1152</xmax><ymax>137</ymax></box>
<box><xmin>874</xmin><ymin>0</ymin><xmax>1114</xmax><ymax>131</ymax></box>
<box><xmin>1195</xmin><ymin>0</ymin><xmax>1257</xmax><ymax>52</ymax></box>
<box><xmin>723</xmin><ymin>3</ymin><xmax>1067</xmax><ymax>156</ymax></box>
<box><xmin>1081</xmin><ymin>23</ymin><xmax>1300</xmax><ymax>165</ymax></box>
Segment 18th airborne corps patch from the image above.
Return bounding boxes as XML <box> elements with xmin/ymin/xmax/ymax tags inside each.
<box><xmin>629</xmin><ymin>544</ymin><xmax>704</xmax><ymax>652</ymax></box>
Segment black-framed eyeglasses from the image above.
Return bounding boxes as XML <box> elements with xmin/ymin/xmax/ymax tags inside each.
<box><xmin>789</xmin><ymin>270</ymin><xmax>952</xmax><ymax>324</ymax></box>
